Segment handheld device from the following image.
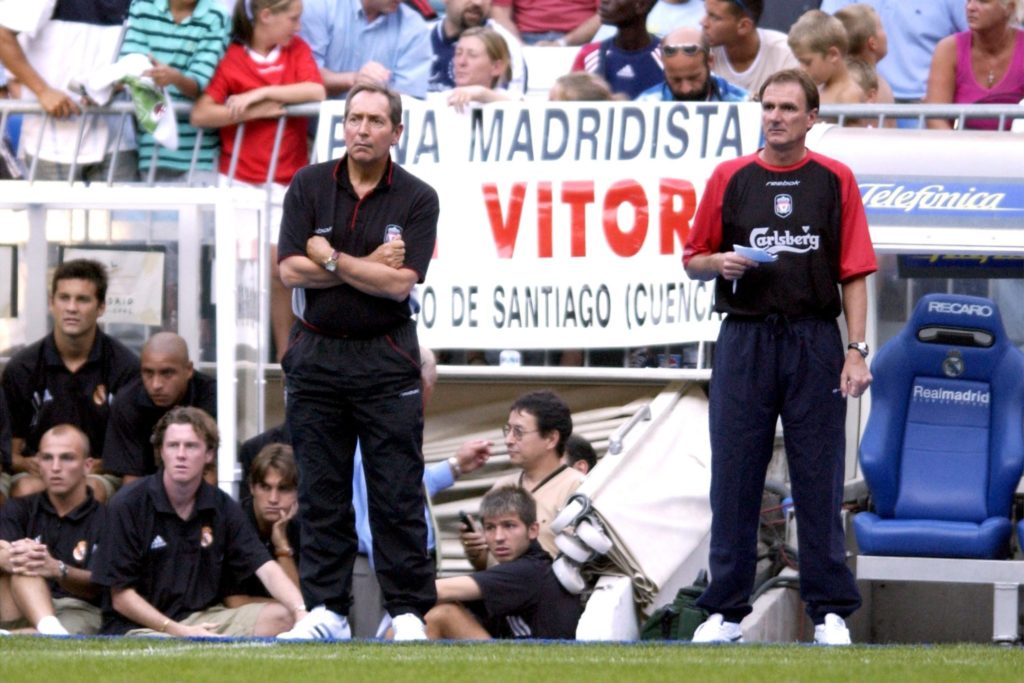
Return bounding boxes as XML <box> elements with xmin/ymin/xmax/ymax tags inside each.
<box><xmin>459</xmin><ymin>510</ymin><xmax>479</xmax><ymax>533</ymax></box>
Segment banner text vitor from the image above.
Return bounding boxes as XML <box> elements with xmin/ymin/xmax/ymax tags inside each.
<box><xmin>314</xmin><ymin>100</ymin><xmax>763</xmax><ymax>350</ymax></box>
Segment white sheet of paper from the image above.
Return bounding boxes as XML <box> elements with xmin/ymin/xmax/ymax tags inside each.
<box><xmin>731</xmin><ymin>244</ymin><xmax>777</xmax><ymax>293</ymax></box>
<box><xmin>733</xmin><ymin>244</ymin><xmax>778</xmax><ymax>263</ymax></box>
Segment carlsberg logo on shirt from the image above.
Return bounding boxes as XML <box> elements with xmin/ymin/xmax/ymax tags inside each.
<box><xmin>750</xmin><ymin>226</ymin><xmax>820</xmax><ymax>255</ymax></box>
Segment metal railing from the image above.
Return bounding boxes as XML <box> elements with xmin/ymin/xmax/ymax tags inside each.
<box><xmin>3</xmin><ymin>100</ymin><xmax>1023</xmax><ymax>185</ymax></box>
<box><xmin>819</xmin><ymin>102</ymin><xmax>1024</xmax><ymax>130</ymax></box>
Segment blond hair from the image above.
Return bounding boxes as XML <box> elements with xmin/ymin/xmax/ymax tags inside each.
<box><xmin>459</xmin><ymin>27</ymin><xmax>512</xmax><ymax>88</ymax></box>
<box><xmin>834</xmin><ymin>4</ymin><xmax>880</xmax><ymax>57</ymax></box>
<box><xmin>845</xmin><ymin>57</ymin><xmax>878</xmax><ymax>96</ymax></box>
<box><xmin>788</xmin><ymin>9</ymin><xmax>849</xmax><ymax>56</ymax></box>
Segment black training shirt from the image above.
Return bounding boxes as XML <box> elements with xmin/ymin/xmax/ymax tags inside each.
<box><xmin>469</xmin><ymin>540</ymin><xmax>583</xmax><ymax>639</ymax></box>
<box><xmin>1</xmin><ymin>331</ymin><xmax>139</xmax><ymax>458</ymax></box>
<box><xmin>0</xmin><ymin>490</ymin><xmax>106</xmax><ymax>603</ymax></box>
<box><xmin>277</xmin><ymin>156</ymin><xmax>439</xmax><ymax>337</ymax></box>
<box><xmin>91</xmin><ymin>475</ymin><xmax>271</xmax><ymax>634</ymax></box>
<box><xmin>101</xmin><ymin>371</ymin><xmax>217</xmax><ymax>477</ymax></box>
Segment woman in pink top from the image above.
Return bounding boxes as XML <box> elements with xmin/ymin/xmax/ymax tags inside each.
<box><xmin>925</xmin><ymin>0</ymin><xmax>1024</xmax><ymax>130</ymax></box>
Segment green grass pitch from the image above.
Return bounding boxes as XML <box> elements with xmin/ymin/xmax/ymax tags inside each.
<box><xmin>3</xmin><ymin>637</ymin><xmax>1024</xmax><ymax>683</ymax></box>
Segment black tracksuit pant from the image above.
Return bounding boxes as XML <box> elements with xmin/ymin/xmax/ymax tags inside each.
<box><xmin>696</xmin><ymin>315</ymin><xmax>862</xmax><ymax>625</ymax></box>
<box><xmin>283</xmin><ymin>319</ymin><xmax>436</xmax><ymax>618</ymax></box>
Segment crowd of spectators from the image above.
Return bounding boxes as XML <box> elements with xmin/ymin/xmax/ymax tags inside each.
<box><xmin>2</xmin><ymin>0</ymin><xmax>1020</xmax><ymax>185</ymax></box>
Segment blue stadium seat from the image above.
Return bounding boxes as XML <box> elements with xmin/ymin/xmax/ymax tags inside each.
<box><xmin>855</xmin><ymin>293</ymin><xmax>1024</xmax><ymax>559</ymax></box>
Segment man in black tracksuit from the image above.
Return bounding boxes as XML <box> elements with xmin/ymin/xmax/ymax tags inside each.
<box><xmin>276</xmin><ymin>82</ymin><xmax>439</xmax><ymax>641</ymax></box>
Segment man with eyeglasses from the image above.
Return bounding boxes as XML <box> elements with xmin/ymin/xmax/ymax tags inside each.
<box><xmin>701</xmin><ymin>0</ymin><xmax>798</xmax><ymax>93</ymax></box>
<box><xmin>461</xmin><ymin>390</ymin><xmax>584</xmax><ymax>570</ymax></box>
<box><xmin>638</xmin><ymin>26</ymin><xmax>749</xmax><ymax>102</ymax></box>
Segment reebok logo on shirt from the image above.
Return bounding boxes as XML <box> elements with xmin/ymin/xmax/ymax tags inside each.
<box><xmin>314</xmin><ymin>226</ymin><xmax>332</xmax><ymax>235</ymax></box>
<box><xmin>150</xmin><ymin>535</ymin><xmax>167</xmax><ymax>551</ymax></box>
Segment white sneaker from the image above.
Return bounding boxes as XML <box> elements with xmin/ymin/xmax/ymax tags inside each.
<box><xmin>36</xmin><ymin>615</ymin><xmax>69</xmax><ymax>636</ymax></box>
<box><xmin>691</xmin><ymin>613</ymin><xmax>743</xmax><ymax>643</ymax></box>
<box><xmin>813</xmin><ymin>613</ymin><xmax>851</xmax><ymax>645</ymax></box>
<box><xmin>391</xmin><ymin>613</ymin><xmax>427</xmax><ymax>641</ymax></box>
<box><xmin>277</xmin><ymin>606</ymin><xmax>351</xmax><ymax>641</ymax></box>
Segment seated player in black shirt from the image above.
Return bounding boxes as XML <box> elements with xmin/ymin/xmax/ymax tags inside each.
<box><xmin>225</xmin><ymin>443</ymin><xmax>301</xmax><ymax>605</ymax></box>
<box><xmin>424</xmin><ymin>486</ymin><xmax>583</xmax><ymax>640</ymax></box>
<box><xmin>0</xmin><ymin>425</ymin><xmax>106</xmax><ymax>635</ymax></box>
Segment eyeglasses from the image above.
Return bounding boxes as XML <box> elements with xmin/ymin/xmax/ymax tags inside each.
<box><xmin>661</xmin><ymin>43</ymin><xmax>707</xmax><ymax>58</ymax></box>
<box><xmin>502</xmin><ymin>424</ymin><xmax>540</xmax><ymax>440</ymax></box>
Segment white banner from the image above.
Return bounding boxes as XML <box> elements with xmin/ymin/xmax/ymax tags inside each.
<box><xmin>316</xmin><ymin>99</ymin><xmax>763</xmax><ymax>349</ymax></box>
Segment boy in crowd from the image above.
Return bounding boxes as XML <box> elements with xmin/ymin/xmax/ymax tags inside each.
<box><xmin>833</xmin><ymin>3</ymin><xmax>894</xmax><ymax>105</ymax></box>
<box><xmin>788</xmin><ymin>10</ymin><xmax>864</xmax><ymax>106</ymax></box>
<box><xmin>424</xmin><ymin>486</ymin><xmax>582</xmax><ymax>639</ymax></box>
<box><xmin>0</xmin><ymin>425</ymin><xmax>106</xmax><ymax>635</ymax></box>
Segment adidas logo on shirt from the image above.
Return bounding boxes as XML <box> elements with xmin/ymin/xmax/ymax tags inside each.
<box><xmin>616</xmin><ymin>64</ymin><xmax>636</xmax><ymax>80</ymax></box>
<box><xmin>150</xmin><ymin>535</ymin><xmax>167</xmax><ymax>550</ymax></box>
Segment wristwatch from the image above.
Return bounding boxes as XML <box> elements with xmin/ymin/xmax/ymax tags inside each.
<box><xmin>57</xmin><ymin>560</ymin><xmax>68</xmax><ymax>580</ymax></box>
<box><xmin>847</xmin><ymin>341</ymin><xmax>869</xmax><ymax>358</ymax></box>
<box><xmin>322</xmin><ymin>249</ymin><xmax>340</xmax><ymax>272</ymax></box>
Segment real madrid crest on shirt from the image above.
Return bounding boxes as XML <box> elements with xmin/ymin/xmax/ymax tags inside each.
<box><xmin>201</xmin><ymin>525</ymin><xmax>214</xmax><ymax>548</ymax></box>
<box><xmin>774</xmin><ymin>193</ymin><xmax>793</xmax><ymax>218</ymax></box>
<box><xmin>74</xmin><ymin>539</ymin><xmax>89</xmax><ymax>563</ymax></box>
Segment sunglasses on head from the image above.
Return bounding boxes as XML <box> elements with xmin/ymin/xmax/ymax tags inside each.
<box><xmin>661</xmin><ymin>43</ymin><xmax>707</xmax><ymax>57</ymax></box>
<box><xmin>728</xmin><ymin>0</ymin><xmax>753</xmax><ymax>17</ymax></box>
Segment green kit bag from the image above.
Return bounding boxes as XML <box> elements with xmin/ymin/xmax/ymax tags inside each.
<box><xmin>639</xmin><ymin>577</ymin><xmax>709</xmax><ymax>641</ymax></box>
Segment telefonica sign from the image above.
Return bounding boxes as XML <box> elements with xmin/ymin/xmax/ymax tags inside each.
<box><xmin>857</xmin><ymin>180</ymin><xmax>1024</xmax><ymax>216</ymax></box>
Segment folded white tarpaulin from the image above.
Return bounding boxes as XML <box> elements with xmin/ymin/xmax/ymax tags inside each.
<box><xmin>557</xmin><ymin>383</ymin><xmax>713</xmax><ymax>609</ymax></box>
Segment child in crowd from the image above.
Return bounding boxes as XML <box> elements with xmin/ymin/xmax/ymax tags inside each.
<box><xmin>843</xmin><ymin>57</ymin><xmax>881</xmax><ymax>128</ymax></box>
<box><xmin>548</xmin><ymin>72</ymin><xmax>617</xmax><ymax>101</ymax></box>
<box><xmin>190</xmin><ymin>0</ymin><xmax>325</xmax><ymax>362</ymax></box>
<box><xmin>120</xmin><ymin>0</ymin><xmax>231</xmax><ymax>182</ymax></box>
<box><xmin>424</xmin><ymin>486</ymin><xmax>583</xmax><ymax>640</ymax></box>
<box><xmin>833</xmin><ymin>3</ymin><xmax>894</xmax><ymax>105</ymax></box>
<box><xmin>787</xmin><ymin>9</ymin><xmax>864</xmax><ymax>107</ymax></box>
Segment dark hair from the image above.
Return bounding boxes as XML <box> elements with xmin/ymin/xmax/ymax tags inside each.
<box><xmin>151</xmin><ymin>406</ymin><xmax>220</xmax><ymax>454</ymax></box>
<box><xmin>52</xmin><ymin>259</ymin><xmax>108</xmax><ymax>302</ymax></box>
<box><xmin>249</xmin><ymin>443</ymin><xmax>298</xmax><ymax>489</ymax></box>
<box><xmin>479</xmin><ymin>485</ymin><xmax>537</xmax><ymax>527</ymax></box>
<box><xmin>759</xmin><ymin>68</ymin><xmax>820</xmax><ymax>112</ymax></box>
<box><xmin>509</xmin><ymin>390</ymin><xmax>573</xmax><ymax>456</ymax></box>
<box><xmin>232</xmin><ymin>0</ymin><xmax>295</xmax><ymax>47</ymax></box>
<box><xmin>724</xmin><ymin>0</ymin><xmax>763</xmax><ymax>24</ymax></box>
<box><xmin>565</xmin><ymin>434</ymin><xmax>597</xmax><ymax>472</ymax></box>
<box><xmin>345</xmin><ymin>81</ymin><xmax>403</xmax><ymax>129</ymax></box>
